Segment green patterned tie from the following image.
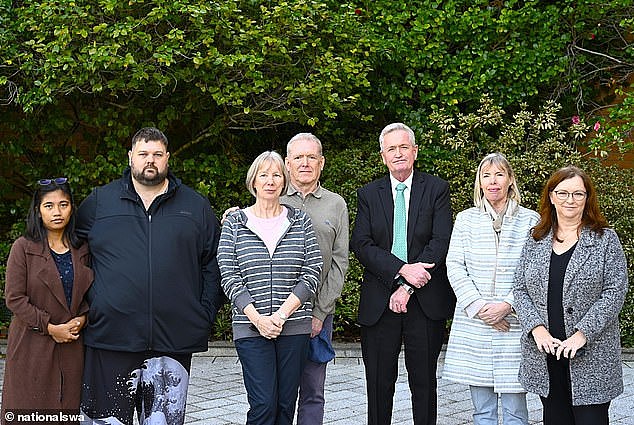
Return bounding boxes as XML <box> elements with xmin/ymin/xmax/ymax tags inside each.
<box><xmin>391</xmin><ymin>183</ymin><xmax>407</xmax><ymax>261</ymax></box>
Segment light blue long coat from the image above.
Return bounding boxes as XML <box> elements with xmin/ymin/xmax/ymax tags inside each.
<box><xmin>442</xmin><ymin>205</ymin><xmax>539</xmax><ymax>392</ymax></box>
<box><xmin>513</xmin><ymin>227</ymin><xmax>628</xmax><ymax>405</ymax></box>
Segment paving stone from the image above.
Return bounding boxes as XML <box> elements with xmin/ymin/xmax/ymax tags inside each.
<box><xmin>1</xmin><ymin>341</ymin><xmax>632</xmax><ymax>424</ymax></box>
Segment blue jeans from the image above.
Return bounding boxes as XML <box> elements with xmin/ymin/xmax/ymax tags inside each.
<box><xmin>235</xmin><ymin>334</ymin><xmax>309</xmax><ymax>425</ymax></box>
<box><xmin>297</xmin><ymin>315</ymin><xmax>333</xmax><ymax>425</ymax></box>
<box><xmin>470</xmin><ymin>386</ymin><xmax>528</xmax><ymax>425</ymax></box>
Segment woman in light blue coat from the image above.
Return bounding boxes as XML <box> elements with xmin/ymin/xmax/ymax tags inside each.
<box><xmin>443</xmin><ymin>153</ymin><xmax>538</xmax><ymax>425</ymax></box>
<box><xmin>513</xmin><ymin>166</ymin><xmax>627</xmax><ymax>425</ymax></box>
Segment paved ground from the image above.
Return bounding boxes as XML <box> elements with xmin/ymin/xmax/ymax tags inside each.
<box><xmin>1</xmin><ymin>342</ymin><xmax>632</xmax><ymax>424</ymax></box>
<box><xmin>184</xmin><ymin>342</ymin><xmax>634</xmax><ymax>425</ymax></box>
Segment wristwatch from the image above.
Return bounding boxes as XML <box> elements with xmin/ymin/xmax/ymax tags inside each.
<box><xmin>400</xmin><ymin>281</ymin><xmax>415</xmax><ymax>295</ymax></box>
<box><xmin>276</xmin><ymin>311</ymin><xmax>288</xmax><ymax>321</ymax></box>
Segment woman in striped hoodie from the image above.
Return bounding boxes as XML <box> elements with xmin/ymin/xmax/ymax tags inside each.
<box><xmin>218</xmin><ymin>150</ymin><xmax>323</xmax><ymax>425</ymax></box>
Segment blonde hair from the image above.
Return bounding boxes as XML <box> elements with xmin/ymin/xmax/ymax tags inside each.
<box><xmin>473</xmin><ymin>152</ymin><xmax>521</xmax><ymax>207</ymax></box>
<box><xmin>245</xmin><ymin>151</ymin><xmax>289</xmax><ymax>197</ymax></box>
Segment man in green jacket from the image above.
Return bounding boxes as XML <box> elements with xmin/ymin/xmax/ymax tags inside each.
<box><xmin>282</xmin><ymin>133</ymin><xmax>349</xmax><ymax>425</ymax></box>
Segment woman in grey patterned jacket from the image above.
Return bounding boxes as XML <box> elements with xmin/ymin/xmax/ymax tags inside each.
<box><xmin>218</xmin><ymin>150</ymin><xmax>322</xmax><ymax>425</ymax></box>
<box><xmin>513</xmin><ymin>166</ymin><xmax>628</xmax><ymax>425</ymax></box>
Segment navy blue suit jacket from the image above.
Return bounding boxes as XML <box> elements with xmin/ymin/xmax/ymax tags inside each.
<box><xmin>351</xmin><ymin>170</ymin><xmax>456</xmax><ymax>326</ymax></box>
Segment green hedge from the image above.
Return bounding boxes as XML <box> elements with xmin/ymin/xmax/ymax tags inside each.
<box><xmin>1</xmin><ymin>98</ymin><xmax>632</xmax><ymax>346</ymax></box>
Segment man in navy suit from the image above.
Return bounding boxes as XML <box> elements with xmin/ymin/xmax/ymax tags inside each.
<box><xmin>351</xmin><ymin>123</ymin><xmax>456</xmax><ymax>425</ymax></box>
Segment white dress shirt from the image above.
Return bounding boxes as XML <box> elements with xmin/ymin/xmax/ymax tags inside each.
<box><xmin>389</xmin><ymin>171</ymin><xmax>413</xmax><ymax>227</ymax></box>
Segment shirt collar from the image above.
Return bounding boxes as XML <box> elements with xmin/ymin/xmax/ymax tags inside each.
<box><xmin>286</xmin><ymin>182</ymin><xmax>323</xmax><ymax>198</ymax></box>
<box><xmin>389</xmin><ymin>171</ymin><xmax>413</xmax><ymax>191</ymax></box>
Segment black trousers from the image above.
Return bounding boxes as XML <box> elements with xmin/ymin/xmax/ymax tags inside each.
<box><xmin>361</xmin><ymin>296</ymin><xmax>445</xmax><ymax>425</ymax></box>
<box><xmin>80</xmin><ymin>347</ymin><xmax>192</xmax><ymax>425</ymax></box>
<box><xmin>541</xmin><ymin>356</ymin><xmax>610</xmax><ymax>425</ymax></box>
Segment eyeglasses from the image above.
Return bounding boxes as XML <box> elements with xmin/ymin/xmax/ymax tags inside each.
<box><xmin>37</xmin><ymin>177</ymin><xmax>68</xmax><ymax>186</ymax></box>
<box><xmin>553</xmin><ymin>190</ymin><xmax>587</xmax><ymax>201</ymax></box>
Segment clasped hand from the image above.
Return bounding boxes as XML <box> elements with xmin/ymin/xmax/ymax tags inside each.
<box><xmin>399</xmin><ymin>262</ymin><xmax>434</xmax><ymax>288</ymax></box>
<box><xmin>477</xmin><ymin>302</ymin><xmax>512</xmax><ymax>332</ymax></box>
<box><xmin>255</xmin><ymin>314</ymin><xmax>285</xmax><ymax>339</ymax></box>
<box><xmin>48</xmin><ymin>316</ymin><xmax>85</xmax><ymax>343</ymax></box>
<box><xmin>532</xmin><ymin>326</ymin><xmax>587</xmax><ymax>360</ymax></box>
<box><xmin>389</xmin><ymin>286</ymin><xmax>410</xmax><ymax>314</ymax></box>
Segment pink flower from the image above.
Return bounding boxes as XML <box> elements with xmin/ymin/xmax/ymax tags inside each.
<box><xmin>590</xmin><ymin>33</ymin><xmax>596</xmax><ymax>40</ymax></box>
<box><xmin>593</xmin><ymin>122</ymin><xmax>601</xmax><ymax>131</ymax></box>
<box><xmin>572</xmin><ymin>116</ymin><xmax>580</xmax><ymax>125</ymax></box>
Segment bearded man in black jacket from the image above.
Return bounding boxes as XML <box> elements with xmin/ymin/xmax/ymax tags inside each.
<box><xmin>76</xmin><ymin>127</ymin><xmax>224</xmax><ymax>425</ymax></box>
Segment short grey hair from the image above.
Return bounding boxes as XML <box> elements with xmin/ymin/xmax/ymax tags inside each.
<box><xmin>245</xmin><ymin>151</ymin><xmax>289</xmax><ymax>197</ymax></box>
<box><xmin>286</xmin><ymin>133</ymin><xmax>323</xmax><ymax>156</ymax></box>
<box><xmin>473</xmin><ymin>152</ymin><xmax>522</xmax><ymax>207</ymax></box>
<box><xmin>379</xmin><ymin>123</ymin><xmax>416</xmax><ymax>152</ymax></box>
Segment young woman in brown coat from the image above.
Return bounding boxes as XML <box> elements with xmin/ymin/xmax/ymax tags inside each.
<box><xmin>1</xmin><ymin>178</ymin><xmax>92</xmax><ymax>422</ymax></box>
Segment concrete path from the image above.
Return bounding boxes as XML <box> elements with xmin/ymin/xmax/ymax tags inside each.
<box><xmin>1</xmin><ymin>342</ymin><xmax>632</xmax><ymax>424</ymax></box>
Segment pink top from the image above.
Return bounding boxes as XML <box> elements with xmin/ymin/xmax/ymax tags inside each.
<box><xmin>244</xmin><ymin>207</ymin><xmax>289</xmax><ymax>256</ymax></box>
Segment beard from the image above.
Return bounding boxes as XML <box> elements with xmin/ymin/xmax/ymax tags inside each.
<box><xmin>131</xmin><ymin>164</ymin><xmax>169</xmax><ymax>186</ymax></box>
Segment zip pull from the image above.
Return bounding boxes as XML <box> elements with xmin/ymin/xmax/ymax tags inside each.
<box><xmin>148</xmin><ymin>214</ymin><xmax>152</xmax><ymax>223</ymax></box>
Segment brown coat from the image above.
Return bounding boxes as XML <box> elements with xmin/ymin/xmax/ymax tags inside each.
<box><xmin>1</xmin><ymin>237</ymin><xmax>92</xmax><ymax>416</ymax></box>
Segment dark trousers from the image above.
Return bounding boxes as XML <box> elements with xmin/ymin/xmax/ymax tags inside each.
<box><xmin>541</xmin><ymin>356</ymin><xmax>610</xmax><ymax>425</ymax></box>
<box><xmin>297</xmin><ymin>314</ymin><xmax>333</xmax><ymax>425</ymax></box>
<box><xmin>361</xmin><ymin>296</ymin><xmax>445</xmax><ymax>425</ymax></box>
<box><xmin>235</xmin><ymin>334</ymin><xmax>309</xmax><ymax>425</ymax></box>
<box><xmin>80</xmin><ymin>347</ymin><xmax>192</xmax><ymax>425</ymax></box>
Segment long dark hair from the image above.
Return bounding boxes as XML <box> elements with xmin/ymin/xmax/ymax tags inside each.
<box><xmin>25</xmin><ymin>180</ymin><xmax>81</xmax><ymax>249</ymax></box>
<box><xmin>532</xmin><ymin>166</ymin><xmax>609</xmax><ymax>241</ymax></box>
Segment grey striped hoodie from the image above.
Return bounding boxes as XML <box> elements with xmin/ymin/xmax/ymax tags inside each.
<box><xmin>218</xmin><ymin>205</ymin><xmax>323</xmax><ymax>340</ymax></box>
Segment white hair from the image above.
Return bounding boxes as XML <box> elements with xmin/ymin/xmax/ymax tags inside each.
<box><xmin>379</xmin><ymin>123</ymin><xmax>416</xmax><ymax>151</ymax></box>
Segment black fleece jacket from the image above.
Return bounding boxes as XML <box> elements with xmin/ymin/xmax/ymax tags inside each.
<box><xmin>76</xmin><ymin>169</ymin><xmax>224</xmax><ymax>353</ymax></box>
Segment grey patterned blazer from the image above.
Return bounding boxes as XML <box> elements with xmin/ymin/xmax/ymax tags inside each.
<box><xmin>513</xmin><ymin>227</ymin><xmax>628</xmax><ymax>405</ymax></box>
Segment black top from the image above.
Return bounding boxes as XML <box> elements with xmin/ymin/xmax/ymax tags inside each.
<box><xmin>75</xmin><ymin>168</ymin><xmax>225</xmax><ymax>353</ymax></box>
<box><xmin>548</xmin><ymin>243</ymin><xmax>577</xmax><ymax>340</ymax></box>
<box><xmin>51</xmin><ymin>249</ymin><xmax>73</xmax><ymax>308</ymax></box>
